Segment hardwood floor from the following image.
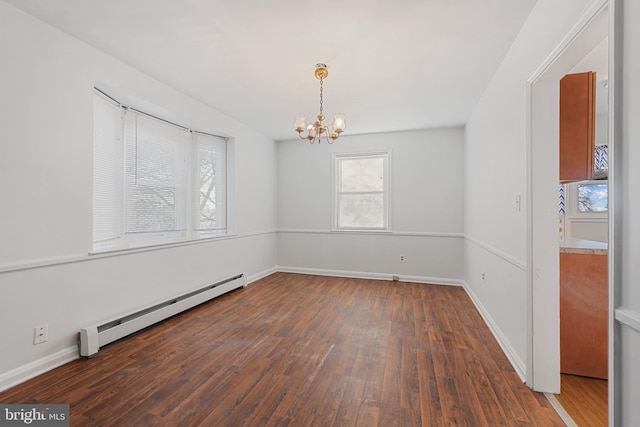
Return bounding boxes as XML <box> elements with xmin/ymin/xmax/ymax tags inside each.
<box><xmin>0</xmin><ymin>273</ymin><xmax>565</xmax><ymax>426</ymax></box>
<box><xmin>557</xmin><ymin>374</ymin><xmax>608</xmax><ymax>426</ymax></box>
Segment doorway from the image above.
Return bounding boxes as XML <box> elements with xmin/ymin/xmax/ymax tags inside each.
<box><xmin>526</xmin><ymin>0</ymin><xmax>610</xmax><ymax>406</ymax></box>
<box><xmin>555</xmin><ymin>38</ymin><xmax>609</xmax><ymax>426</ymax></box>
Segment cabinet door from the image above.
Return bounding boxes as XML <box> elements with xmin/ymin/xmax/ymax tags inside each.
<box><xmin>560</xmin><ymin>252</ymin><xmax>608</xmax><ymax>379</ymax></box>
<box><xmin>559</xmin><ymin>71</ymin><xmax>596</xmax><ymax>182</ymax></box>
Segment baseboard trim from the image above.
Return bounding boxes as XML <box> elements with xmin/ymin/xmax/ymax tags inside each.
<box><xmin>544</xmin><ymin>393</ymin><xmax>578</xmax><ymax>427</ymax></box>
<box><xmin>246</xmin><ymin>266</ymin><xmax>278</xmax><ymax>285</ymax></box>
<box><xmin>0</xmin><ymin>346</ymin><xmax>78</xmax><ymax>393</ymax></box>
<box><xmin>461</xmin><ymin>280</ymin><xmax>527</xmax><ymax>381</ymax></box>
<box><xmin>277</xmin><ymin>266</ymin><xmax>463</xmax><ymax>287</ymax></box>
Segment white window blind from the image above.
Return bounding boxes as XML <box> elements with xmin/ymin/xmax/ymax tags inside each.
<box><xmin>93</xmin><ymin>92</ymin><xmax>124</xmax><ymax>245</ymax></box>
<box><xmin>93</xmin><ymin>90</ymin><xmax>229</xmax><ymax>252</ymax></box>
<box><xmin>125</xmin><ymin>111</ymin><xmax>189</xmax><ymax>236</ymax></box>
<box><xmin>333</xmin><ymin>151</ymin><xmax>390</xmax><ymax>230</ymax></box>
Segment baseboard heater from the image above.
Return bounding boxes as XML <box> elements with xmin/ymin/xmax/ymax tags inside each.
<box><xmin>78</xmin><ymin>274</ymin><xmax>245</xmax><ymax>357</ymax></box>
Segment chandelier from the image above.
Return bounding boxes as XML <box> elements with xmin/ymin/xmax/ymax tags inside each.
<box><xmin>294</xmin><ymin>63</ymin><xmax>346</xmax><ymax>144</ymax></box>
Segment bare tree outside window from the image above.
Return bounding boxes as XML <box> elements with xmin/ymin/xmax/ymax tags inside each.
<box><xmin>578</xmin><ymin>183</ymin><xmax>608</xmax><ymax>212</ymax></box>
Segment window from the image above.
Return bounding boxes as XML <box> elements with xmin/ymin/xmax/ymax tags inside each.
<box><xmin>562</xmin><ymin>180</ymin><xmax>608</xmax><ymax>218</ymax></box>
<box><xmin>577</xmin><ymin>182</ymin><xmax>608</xmax><ymax>213</ymax></box>
<box><xmin>93</xmin><ymin>90</ymin><xmax>229</xmax><ymax>252</ymax></box>
<box><xmin>333</xmin><ymin>151</ymin><xmax>390</xmax><ymax>231</ymax></box>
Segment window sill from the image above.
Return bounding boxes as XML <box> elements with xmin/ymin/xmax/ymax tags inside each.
<box><xmin>330</xmin><ymin>228</ymin><xmax>392</xmax><ymax>234</ymax></box>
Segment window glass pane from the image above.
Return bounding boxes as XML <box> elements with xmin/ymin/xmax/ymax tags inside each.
<box><xmin>196</xmin><ymin>138</ymin><xmax>226</xmax><ymax>232</ymax></box>
<box><xmin>578</xmin><ymin>183</ymin><xmax>608</xmax><ymax>212</ymax></box>
<box><xmin>340</xmin><ymin>157</ymin><xmax>384</xmax><ymax>192</ymax></box>
<box><xmin>338</xmin><ymin>194</ymin><xmax>384</xmax><ymax>228</ymax></box>
<box><xmin>198</xmin><ymin>142</ymin><xmax>216</xmax><ymax>230</ymax></box>
<box><xmin>335</xmin><ymin>152</ymin><xmax>388</xmax><ymax>230</ymax></box>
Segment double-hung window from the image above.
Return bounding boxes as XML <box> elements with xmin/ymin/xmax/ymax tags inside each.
<box><xmin>333</xmin><ymin>151</ymin><xmax>390</xmax><ymax>231</ymax></box>
<box><xmin>93</xmin><ymin>89</ymin><xmax>229</xmax><ymax>252</ymax></box>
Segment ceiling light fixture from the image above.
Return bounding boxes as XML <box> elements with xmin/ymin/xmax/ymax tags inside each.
<box><xmin>294</xmin><ymin>63</ymin><xmax>346</xmax><ymax>144</ymax></box>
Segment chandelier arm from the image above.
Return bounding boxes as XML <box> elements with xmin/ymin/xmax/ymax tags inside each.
<box><xmin>325</xmin><ymin>129</ymin><xmax>338</xmax><ymax>144</ymax></box>
<box><xmin>298</xmin><ymin>126</ymin><xmax>320</xmax><ymax>144</ymax></box>
<box><xmin>298</xmin><ymin>129</ymin><xmax>315</xmax><ymax>143</ymax></box>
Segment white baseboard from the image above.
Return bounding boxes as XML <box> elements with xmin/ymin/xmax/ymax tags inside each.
<box><xmin>0</xmin><ymin>346</ymin><xmax>78</xmax><ymax>393</ymax></box>
<box><xmin>245</xmin><ymin>266</ymin><xmax>278</xmax><ymax>285</ymax></box>
<box><xmin>461</xmin><ymin>280</ymin><xmax>526</xmax><ymax>381</ymax></box>
<box><xmin>277</xmin><ymin>266</ymin><xmax>463</xmax><ymax>287</ymax></box>
<box><xmin>544</xmin><ymin>392</ymin><xmax>578</xmax><ymax>427</ymax></box>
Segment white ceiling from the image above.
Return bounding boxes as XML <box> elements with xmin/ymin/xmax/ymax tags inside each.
<box><xmin>5</xmin><ymin>0</ymin><xmax>537</xmax><ymax>141</ymax></box>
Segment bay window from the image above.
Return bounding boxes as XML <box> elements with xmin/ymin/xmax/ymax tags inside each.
<box><xmin>93</xmin><ymin>89</ymin><xmax>229</xmax><ymax>252</ymax></box>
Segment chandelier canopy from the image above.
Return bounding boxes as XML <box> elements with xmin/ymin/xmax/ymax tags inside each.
<box><xmin>294</xmin><ymin>63</ymin><xmax>346</xmax><ymax>144</ymax></box>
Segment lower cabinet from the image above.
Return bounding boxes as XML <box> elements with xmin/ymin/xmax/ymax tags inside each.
<box><xmin>560</xmin><ymin>251</ymin><xmax>608</xmax><ymax>379</ymax></box>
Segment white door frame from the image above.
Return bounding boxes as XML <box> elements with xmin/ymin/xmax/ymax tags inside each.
<box><xmin>525</xmin><ymin>0</ymin><xmax>610</xmax><ymax>395</ymax></box>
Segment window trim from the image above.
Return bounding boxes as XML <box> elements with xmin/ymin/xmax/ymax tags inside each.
<box><xmin>331</xmin><ymin>149</ymin><xmax>392</xmax><ymax>232</ymax></box>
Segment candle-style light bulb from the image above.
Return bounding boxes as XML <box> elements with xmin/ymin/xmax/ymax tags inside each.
<box><xmin>295</xmin><ymin>115</ymin><xmax>307</xmax><ymax>132</ymax></box>
<box><xmin>332</xmin><ymin>114</ymin><xmax>346</xmax><ymax>133</ymax></box>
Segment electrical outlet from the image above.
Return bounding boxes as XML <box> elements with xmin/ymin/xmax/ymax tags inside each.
<box><xmin>400</xmin><ymin>254</ymin><xmax>405</xmax><ymax>263</ymax></box>
<box><xmin>34</xmin><ymin>324</ymin><xmax>48</xmax><ymax>345</ymax></box>
<box><xmin>481</xmin><ymin>271</ymin><xmax>486</xmax><ymax>281</ymax></box>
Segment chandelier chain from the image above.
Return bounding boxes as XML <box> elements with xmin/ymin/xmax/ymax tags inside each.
<box><xmin>319</xmin><ymin>77</ymin><xmax>324</xmax><ymax>117</ymax></box>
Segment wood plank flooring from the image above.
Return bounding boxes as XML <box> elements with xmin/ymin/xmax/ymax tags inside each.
<box><xmin>557</xmin><ymin>374</ymin><xmax>608</xmax><ymax>426</ymax></box>
<box><xmin>0</xmin><ymin>273</ymin><xmax>565</xmax><ymax>426</ymax></box>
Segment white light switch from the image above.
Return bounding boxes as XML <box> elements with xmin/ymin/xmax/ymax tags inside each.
<box><xmin>515</xmin><ymin>194</ymin><xmax>521</xmax><ymax>212</ymax></box>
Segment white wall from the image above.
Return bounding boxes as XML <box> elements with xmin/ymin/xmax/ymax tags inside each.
<box><xmin>0</xmin><ymin>1</ymin><xmax>278</xmax><ymax>390</ymax></box>
<box><xmin>568</xmin><ymin>218</ymin><xmax>608</xmax><ymax>242</ymax></box>
<box><xmin>277</xmin><ymin>128</ymin><xmax>464</xmax><ymax>283</ymax></box>
<box><xmin>464</xmin><ymin>0</ymin><xmax>596</xmax><ymax>386</ymax></box>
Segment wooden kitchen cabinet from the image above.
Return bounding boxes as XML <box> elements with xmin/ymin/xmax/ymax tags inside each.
<box><xmin>559</xmin><ymin>71</ymin><xmax>596</xmax><ymax>182</ymax></box>
<box><xmin>560</xmin><ymin>251</ymin><xmax>607</xmax><ymax>379</ymax></box>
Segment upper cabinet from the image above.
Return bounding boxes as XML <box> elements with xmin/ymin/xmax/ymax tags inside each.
<box><xmin>560</xmin><ymin>71</ymin><xmax>596</xmax><ymax>182</ymax></box>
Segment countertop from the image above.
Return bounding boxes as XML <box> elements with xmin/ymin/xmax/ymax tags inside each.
<box><xmin>559</xmin><ymin>238</ymin><xmax>608</xmax><ymax>255</ymax></box>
